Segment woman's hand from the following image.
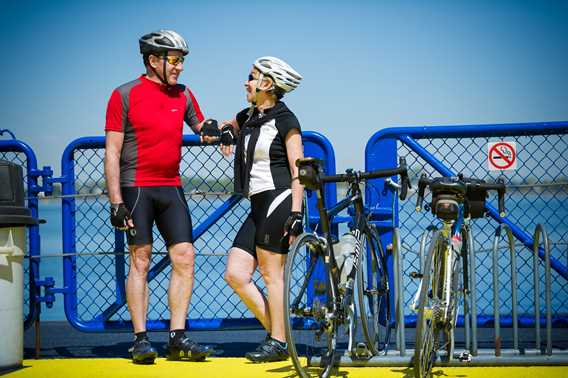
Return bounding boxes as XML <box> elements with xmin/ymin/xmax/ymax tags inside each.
<box><xmin>220</xmin><ymin>120</ymin><xmax>236</xmax><ymax>156</ymax></box>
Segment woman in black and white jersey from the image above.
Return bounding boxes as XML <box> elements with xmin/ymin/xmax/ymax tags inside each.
<box><xmin>220</xmin><ymin>57</ymin><xmax>304</xmax><ymax>362</ymax></box>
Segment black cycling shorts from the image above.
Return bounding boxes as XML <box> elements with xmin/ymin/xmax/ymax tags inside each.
<box><xmin>121</xmin><ymin>186</ymin><xmax>193</xmax><ymax>247</ymax></box>
<box><xmin>233</xmin><ymin>188</ymin><xmax>292</xmax><ymax>257</ymax></box>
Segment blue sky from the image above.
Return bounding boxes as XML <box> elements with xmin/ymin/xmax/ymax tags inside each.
<box><xmin>1</xmin><ymin>0</ymin><xmax>567</xmax><ymax>173</ymax></box>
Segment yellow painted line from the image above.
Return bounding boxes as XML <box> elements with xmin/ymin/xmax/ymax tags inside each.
<box><xmin>3</xmin><ymin>359</ymin><xmax>567</xmax><ymax>378</ymax></box>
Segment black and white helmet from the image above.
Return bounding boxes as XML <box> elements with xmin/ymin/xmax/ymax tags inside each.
<box><xmin>139</xmin><ymin>29</ymin><xmax>189</xmax><ymax>56</ymax></box>
<box><xmin>253</xmin><ymin>56</ymin><xmax>302</xmax><ymax>93</ymax></box>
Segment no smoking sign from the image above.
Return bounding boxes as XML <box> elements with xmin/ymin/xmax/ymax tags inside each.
<box><xmin>488</xmin><ymin>141</ymin><xmax>517</xmax><ymax>171</ymax></box>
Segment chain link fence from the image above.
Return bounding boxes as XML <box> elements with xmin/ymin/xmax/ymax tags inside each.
<box><xmin>70</xmin><ymin>144</ymin><xmax>255</xmax><ymax>324</ymax></box>
<box><xmin>64</xmin><ymin>133</ymin><xmax>335</xmax><ymax>330</ymax></box>
<box><xmin>395</xmin><ymin>133</ymin><xmax>568</xmax><ymax>326</ymax></box>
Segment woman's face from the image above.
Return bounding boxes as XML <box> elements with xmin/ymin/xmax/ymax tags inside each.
<box><xmin>244</xmin><ymin>68</ymin><xmax>261</xmax><ymax>103</ymax></box>
<box><xmin>244</xmin><ymin>68</ymin><xmax>274</xmax><ymax>103</ymax></box>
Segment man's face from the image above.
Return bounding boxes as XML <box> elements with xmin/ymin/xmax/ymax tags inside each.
<box><xmin>151</xmin><ymin>50</ymin><xmax>185</xmax><ymax>85</ymax></box>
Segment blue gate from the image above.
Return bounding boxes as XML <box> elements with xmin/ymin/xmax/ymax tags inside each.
<box><xmin>58</xmin><ymin>131</ymin><xmax>336</xmax><ymax>331</ymax></box>
<box><xmin>365</xmin><ymin>121</ymin><xmax>568</xmax><ymax>330</ymax></box>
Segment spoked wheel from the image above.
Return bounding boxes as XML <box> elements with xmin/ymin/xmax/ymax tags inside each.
<box><xmin>414</xmin><ymin>231</ymin><xmax>445</xmax><ymax>378</ymax></box>
<box><xmin>284</xmin><ymin>233</ymin><xmax>338</xmax><ymax>378</ymax></box>
<box><xmin>442</xmin><ymin>238</ymin><xmax>463</xmax><ymax>361</ymax></box>
<box><xmin>358</xmin><ymin>226</ymin><xmax>392</xmax><ymax>355</ymax></box>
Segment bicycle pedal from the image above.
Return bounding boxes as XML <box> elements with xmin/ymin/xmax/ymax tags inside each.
<box><xmin>409</xmin><ymin>271</ymin><xmax>423</xmax><ymax>279</ymax></box>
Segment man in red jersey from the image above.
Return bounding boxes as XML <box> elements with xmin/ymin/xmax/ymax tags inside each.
<box><xmin>104</xmin><ymin>29</ymin><xmax>223</xmax><ymax>364</ymax></box>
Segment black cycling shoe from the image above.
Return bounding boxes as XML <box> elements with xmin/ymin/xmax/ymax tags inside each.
<box><xmin>166</xmin><ymin>337</ymin><xmax>212</xmax><ymax>361</ymax></box>
<box><xmin>129</xmin><ymin>339</ymin><xmax>158</xmax><ymax>364</ymax></box>
<box><xmin>245</xmin><ymin>338</ymin><xmax>289</xmax><ymax>363</ymax></box>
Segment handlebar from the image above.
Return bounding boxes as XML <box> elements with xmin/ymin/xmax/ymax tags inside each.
<box><xmin>296</xmin><ymin>157</ymin><xmax>411</xmax><ymax>201</ymax></box>
<box><xmin>415</xmin><ymin>174</ymin><xmax>506</xmax><ymax>217</ymax></box>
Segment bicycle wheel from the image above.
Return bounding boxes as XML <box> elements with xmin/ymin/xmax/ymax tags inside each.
<box><xmin>284</xmin><ymin>233</ymin><xmax>338</xmax><ymax>378</ymax></box>
<box><xmin>414</xmin><ymin>231</ymin><xmax>445</xmax><ymax>378</ymax></box>
<box><xmin>442</xmin><ymin>232</ymin><xmax>464</xmax><ymax>361</ymax></box>
<box><xmin>358</xmin><ymin>225</ymin><xmax>391</xmax><ymax>355</ymax></box>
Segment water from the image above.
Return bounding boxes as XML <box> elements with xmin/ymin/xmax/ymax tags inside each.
<box><xmin>34</xmin><ymin>198</ymin><xmax>253</xmax><ymax>322</ymax></box>
<box><xmin>31</xmin><ymin>190</ymin><xmax>568</xmax><ymax>323</ymax></box>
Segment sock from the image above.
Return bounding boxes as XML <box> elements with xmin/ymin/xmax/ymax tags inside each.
<box><xmin>169</xmin><ymin>329</ymin><xmax>185</xmax><ymax>344</ymax></box>
<box><xmin>134</xmin><ymin>331</ymin><xmax>148</xmax><ymax>342</ymax></box>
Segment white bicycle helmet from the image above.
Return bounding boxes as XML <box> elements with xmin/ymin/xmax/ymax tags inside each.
<box><xmin>253</xmin><ymin>56</ymin><xmax>302</xmax><ymax>93</ymax></box>
<box><xmin>139</xmin><ymin>29</ymin><xmax>189</xmax><ymax>56</ymax></box>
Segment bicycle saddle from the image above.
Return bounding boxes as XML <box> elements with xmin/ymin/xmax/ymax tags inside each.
<box><xmin>430</xmin><ymin>177</ymin><xmax>467</xmax><ymax>196</ymax></box>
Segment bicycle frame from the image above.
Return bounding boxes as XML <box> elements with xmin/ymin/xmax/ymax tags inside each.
<box><xmin>412</xmin><ymin>174</ymin><xmax>505</xmax><ymax>377</ymax></box>
<box><xmin>411</xmin><ymin>205</ymin><xmax>465</xmax><ymax>321</ymax></box>
<box><xmin>307</xmin><ymin>176</ymin><xmax>369</xmax><ymax>321</ymax></box>
<box><xmin>438</xmin><ymin>206</ymin><xmax>465</xmax><ymax>325</ymax></box>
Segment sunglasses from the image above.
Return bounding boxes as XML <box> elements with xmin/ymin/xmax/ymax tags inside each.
<box><xmin>248</xmin><ymin>73</ymin><xmax>270</xmax><ymax>82</ymax></box>
<box><xmin>162</xmin><ymin>56</ymin><xmax>185</xmax><ymax>66</ymax></box>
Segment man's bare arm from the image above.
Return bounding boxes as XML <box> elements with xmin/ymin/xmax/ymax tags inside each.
<box><xmin>104</xmin><ymin>131</ymin><xmax>124</xmax><ymax>204</ymax></box>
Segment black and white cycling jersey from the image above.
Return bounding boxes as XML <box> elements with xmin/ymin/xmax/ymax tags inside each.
<box><xmin>234</xmin><ymin>102</ymin><xmax>301</xmax><ymax>197</ymax></box>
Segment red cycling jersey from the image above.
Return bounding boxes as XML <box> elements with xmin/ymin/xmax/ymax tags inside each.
<box><xmin>105</xmin><ymin>75</ymin><xmax>204</xmax><ymax>187</ymax></box>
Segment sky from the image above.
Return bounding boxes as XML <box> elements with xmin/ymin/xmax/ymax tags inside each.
<box><xmin>1</xmin><ymin>0</ymin><xmax>567</xmax><ymax>174</ymax></box>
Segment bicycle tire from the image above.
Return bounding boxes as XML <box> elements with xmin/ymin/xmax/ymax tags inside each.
<box><xmin>358</xmin><ymin>225</ymin><xmax>391</xmax><ymax>355</ymax></box>
<box><xmin>414</xmin><ymin>231</ymin><xmax>445</xmax><ymax>378</ymax></box>
<box><xmin>284</xmin><ymin>232</ymin><xmax>338</xmax><ymax>378</ymax></box>
<box><xmin>443</xmin><ymin>230</ymin><xmax>465</xmax><ymax>361</ymax></box>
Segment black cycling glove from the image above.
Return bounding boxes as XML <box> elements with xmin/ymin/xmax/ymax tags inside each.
<box><xmin>283</xmin><ymin>211</ymin><xmax>303</xmax><ymax>239</ymax></box>
<box><xmin>110</xmin><ymin>203</ymin><xmax>131</xmax><ymax>230</ymax></box>
<box><xmin>220</xmin><ymin>124</ymin><xmax>235</xmax><ymax>146</ymax></box>
<box><xmin>200</xmin><ymin>119</ymin><xmax>220</xmax><ymax>139</ymax></box>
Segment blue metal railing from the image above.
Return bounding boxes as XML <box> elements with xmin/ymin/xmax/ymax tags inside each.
<box><xmin>366</xmin><ymin>121</ymin><xmax>568</xmax><ymax>328</ymax></box>
<box><xmin>58</xmin><ymin>131</ymin><xmax>336</xmax><ymax>331</ymax></box>
<box><xmin>4</xmin><ymin>121</ymin><xmax>567</xmax><ymax>340</ymax></box>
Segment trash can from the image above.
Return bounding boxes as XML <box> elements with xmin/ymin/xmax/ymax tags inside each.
<box><xmin>0</xmin><ymin>160</ymin><xmax>36</xmax><ymax>370</ymax></box>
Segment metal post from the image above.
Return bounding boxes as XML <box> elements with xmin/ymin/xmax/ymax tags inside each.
<box><xmin>491</xmin><ymin>224</ymin><xmax>518</xmax><ymax>355</ymax></box>
<box><xmin>462</xmin><ymin>224</ymin><xmax>471</xmax><ymax>352</ymax></box>
<box><xmin>467</xmin><ymin>225</ymin><xmax>478</xmax><ymax>356</ymax></box>
<box><xmin>534</xmin><ymin>224</ymin><xmax>552</xmax><ymax>356</ymax></box>
<box><xmin>34</xmin><ymin>316</ymin><xmax>40</xmax><ymax>359</ymax></box>
<box><xmin>392</xmin><ymin>241</ymin><xmax>400</xmax><ymax>352</ymax></box>
<box><xmin>491</xmin><ymin>226</ymin><xmax>501</xmax><ymax>357</ymax></box>
<box><xmin>393</xmin><ymin>227</ymin><xmax>405</xmax><ymax>355</ymax></box>
<box><xmin>506</xmin><ymin>225</ymin><xmax>519</xmax><ymax>352</ymax></box>
<box><xmin>532</xmin><ymin>226</ymin><xmax>541</xmax><ymax>352</ymax></box>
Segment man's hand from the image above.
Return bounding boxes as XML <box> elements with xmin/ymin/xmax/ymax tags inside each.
<box><xmin>110</xmin><ymin>203</ymin><xmax>134</xmax><ymax>231</ymax></box>
<box><xmin>200</xmin><ymin>119</ymin><xmax>220</xmax><ymax>144</ymax></box>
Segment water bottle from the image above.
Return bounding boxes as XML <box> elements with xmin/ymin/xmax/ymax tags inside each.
<box><xmin>333</xmin><ymin>232</ymin><xmax>357</xmax><ymax>288</ymax></box>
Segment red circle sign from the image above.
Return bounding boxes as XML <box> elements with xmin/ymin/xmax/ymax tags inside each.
<box><xmin>489</xmin><ymin>142</ymin><xmax>516</xmax><ymax>169</ymax></box>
